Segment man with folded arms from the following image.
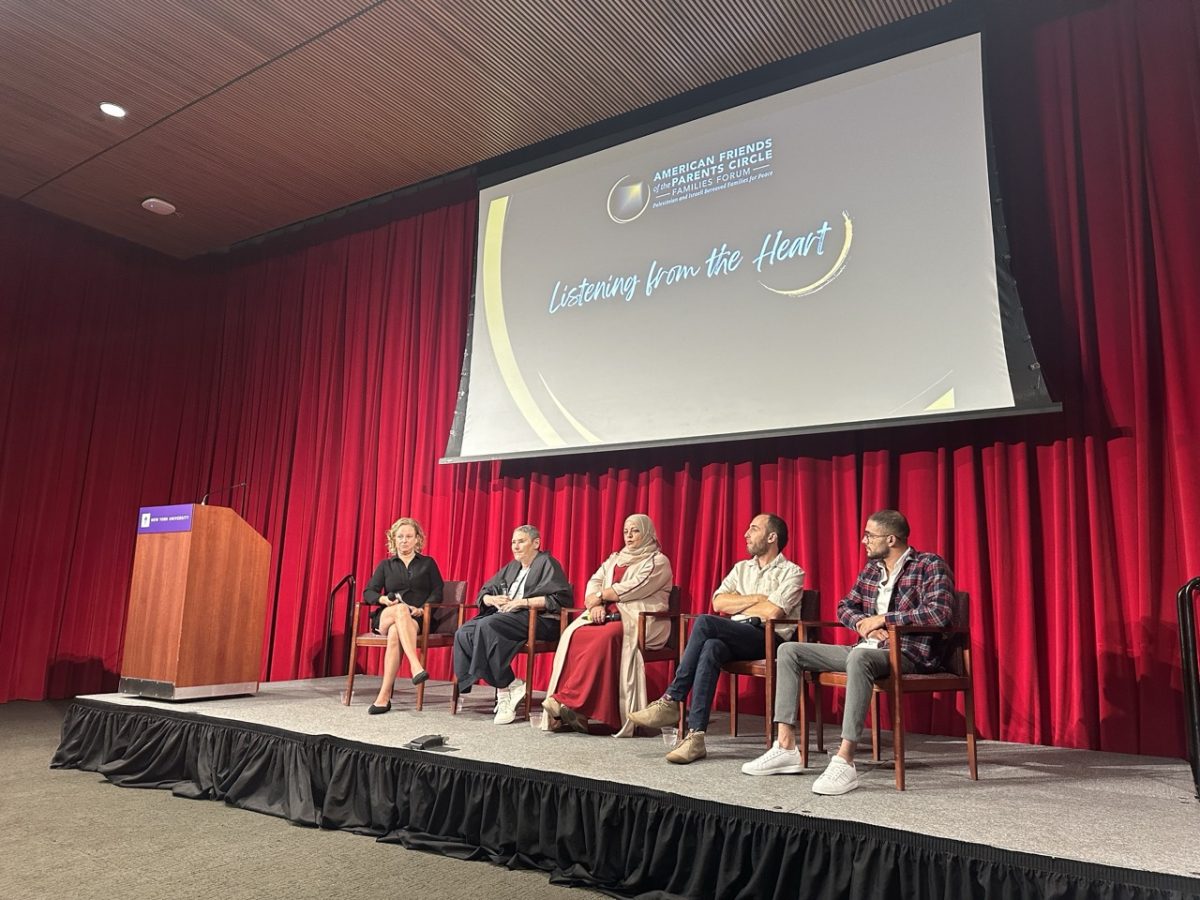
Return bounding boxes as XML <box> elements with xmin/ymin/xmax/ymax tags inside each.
<box><xmin>627</xmin><ymin>513</ymin><xmax>804</xmax><ymax>763</ymax></box>
<box><xmin>741</xmin><ymin>509</ymin><xmax>953</xmax><ymax>794</ymax></box>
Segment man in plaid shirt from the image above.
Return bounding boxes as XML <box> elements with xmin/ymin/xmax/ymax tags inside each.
<box><xmin>740</xmin><ymin>509</ymin><xmax>954</xmax><ymax>794</ymax></box>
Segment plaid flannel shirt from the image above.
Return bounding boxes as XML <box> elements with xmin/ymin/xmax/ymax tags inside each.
<box><xmin>836</xmin><ymin>548</ymin><xmax>954</xmax><ymax>671</ymax></box>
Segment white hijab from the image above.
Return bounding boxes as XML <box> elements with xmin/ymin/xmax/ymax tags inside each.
<box><xmin>613</xmin><ymin>514</ymin><xmax>660</xmax><ymax>567</ymax></box>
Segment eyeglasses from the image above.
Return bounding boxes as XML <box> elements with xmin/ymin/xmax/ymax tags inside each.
<box><xmin>862</xmin><ymin>531</ymin><xmax>892</xmax><ymax>542</ymax></box>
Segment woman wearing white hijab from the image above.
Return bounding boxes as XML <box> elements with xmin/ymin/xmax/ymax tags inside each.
<box><xmin>541</xmin><ymin>514</ymin><xmax>672</xmax><ymax>736</ymax></box>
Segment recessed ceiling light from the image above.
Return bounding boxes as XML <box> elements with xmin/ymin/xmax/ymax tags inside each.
<box><xmin>99</xmin><ymin>102</ymin><xmax>127</xmax><ymax>118</ymax></box>
<box><xmin>141</xmin><ymin>197</ymin><xmax>177</xmax><ymax>216</ymax></box>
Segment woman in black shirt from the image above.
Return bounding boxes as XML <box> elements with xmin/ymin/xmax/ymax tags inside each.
<box><xmin>362</xmin><ymin>517</ymin><xmax>444</xmax><ymax>714</ymax></box>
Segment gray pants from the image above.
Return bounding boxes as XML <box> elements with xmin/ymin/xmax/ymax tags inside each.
<box><xmin>774</xmin><ymin>642</ymin><xmax>916</xmax><ymax>744</ymax></box>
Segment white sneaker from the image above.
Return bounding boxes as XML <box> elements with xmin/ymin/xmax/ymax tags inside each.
<box><xmin>508</xmin><ymin>678</ymin><xmax>527</xmax><ymax>715</ymax></box>
<box><xmin>494</xmin><ymin>680</ymin><xmax>527</xmax><ymax>725</ymax></box>
<box><xmin>493</xmin><ymin>690</ymin><xmax>515</xmax><ymax>725</ymax></box>
<box><xmin>812</xmin><ymin>755</ymin><xmax>859</xmax><ymax>795</ymax></box>
<box><xmin>741</xmin><ymin>741</ymin><xmax>804</xmax><ymax>776</ymax></box>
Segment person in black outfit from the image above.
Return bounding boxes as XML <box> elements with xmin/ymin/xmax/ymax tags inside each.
<box><xmin>362</xmin><ymin>517</ymin><xmax>444</xmax><ymax>714</ymax></box>
<box><xmin>453</xmin><ymin>525</ymin><xmax>573</xmax><ymax>725</ymax></box>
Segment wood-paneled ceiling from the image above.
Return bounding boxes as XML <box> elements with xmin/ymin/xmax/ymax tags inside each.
<box><xmin>2</xmin><ymin>0</ymin><xmax>950</xmax><ymax>258</ymax></box>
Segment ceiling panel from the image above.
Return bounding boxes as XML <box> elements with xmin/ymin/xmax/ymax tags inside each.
<box><xmin>0</xmin><ymin>0</ymin><xmax>376</xmax><ymax>199</ymax></box>
<box><xmin>7</xmin><ymin>0</ymin><xmax>950</xmax><ymax>257</ymax></box>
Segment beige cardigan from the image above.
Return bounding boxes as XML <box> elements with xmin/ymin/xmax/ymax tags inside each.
<box><xmin>542</xmin><ymin>550</ymin><xmax>673</xmax><ymax>736</ymax></box>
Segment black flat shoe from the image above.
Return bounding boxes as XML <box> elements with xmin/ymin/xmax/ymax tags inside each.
<box><xmin>367</xmin><ymin>701</ymin><xmax>392</xmax><ymax>715</ymax></box>
<box><xmin>411</xmin><ymin>670</ymin><xmax>429</xmax><ymax>686</ymax></box>
<box><xmin>559</xmin><ymin>704</ymin><xmax>590</xmax><ymax>734</ymax></box>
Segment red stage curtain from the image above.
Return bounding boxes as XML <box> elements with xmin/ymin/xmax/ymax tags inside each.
<box><xmin>1</xmin><ymin>0</ymin><xmax>1197</xmax><ymax>758</ymax></box>
<box><xmin>0</xmin><ymin>204</ymin><xmax>209</xmax><ymax>699</ymax></box>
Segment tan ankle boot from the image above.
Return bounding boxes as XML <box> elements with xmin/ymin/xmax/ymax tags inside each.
<box><xmin>665</xmin><ymin>730</ymin><xmax>706</xmax><ymax>764</ymax></box>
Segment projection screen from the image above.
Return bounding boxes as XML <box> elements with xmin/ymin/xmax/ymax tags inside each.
<box><xmin>444</xmin><ymin>34</ymin><xmax>1054</xmax><ymax>462</ymax></box>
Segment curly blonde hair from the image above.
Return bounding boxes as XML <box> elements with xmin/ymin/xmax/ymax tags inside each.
<box><xmin>385</xmin><ymin>517</ymin><xmax>426</xmax><ymax>556</ymax></box>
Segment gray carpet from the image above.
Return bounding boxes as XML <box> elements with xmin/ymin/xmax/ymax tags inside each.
<box><xmin>75</xmin><ymin>676</ymin><xmax>1200</xmax><ymax>879</ymax></box>
<box><xmin>0</xmin><ymin>698</ymin><xmax>594</xmax><ymax>900</ymax></box>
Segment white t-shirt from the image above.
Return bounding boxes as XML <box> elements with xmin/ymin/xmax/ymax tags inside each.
<box><xmin>861</xmin><ymin>547</ymin><xmax>912</xmax><ymax>648</ymax></box>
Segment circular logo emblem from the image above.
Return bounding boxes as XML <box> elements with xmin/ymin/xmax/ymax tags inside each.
<box><xmin>607</xmin><ymin>176</ymin><xmax>651</xmax><ymax>224</ymax></box>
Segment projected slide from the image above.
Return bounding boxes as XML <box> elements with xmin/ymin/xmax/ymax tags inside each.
<box><xmin>450</xmin><ymin>35</ymin><xmax>1032</xmax><ymax>461</ymax></box>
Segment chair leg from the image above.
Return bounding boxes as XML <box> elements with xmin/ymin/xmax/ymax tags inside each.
<box><xmin>764</xmin><ymin>669</ymin><xmax>774</xmax><ymax>748</ymax></box>
<box><xmin>416</xmin><ymin>622</ymin><xmax>430</xmax><ymax>712</ymax></box>
<box><xmin>671</xmin><ymin>662</ymin><xmax>685</xmax><ymax>735</ymax></box>
<box><xmin>798</xmin><ymin>680</ymin><xmax>810</xmax><ymax>769</ymax></box>
<box><xmin>891</xmin><ymin>685</ymin><xmax>905</xmax><ymax>791</ymax></box>
<box><xmin>342</xmin><ymin>642</ymin><xmax>357</xmax><ymax>706</ymax></box>
<box><xmin>416</xmin><ymin>667</ymin><xmax>426</xmax><ymax>711</ymax></box>
<box><xmin>965</xmin><ymin>687</ymin><xmax>979</xmax><ymax>780</ymax></box>
<box><xmin>524</xmin><ymin>647</ymin><xmax>535</xmax><ymax>720</ymax></box>
<box><xmin>729</xmin><ymin>674</ymin><xmax>739</xmax><ymax>736</ymax></box>
<box><xmin>871</xmin><ymin>692</ymin><xmax>881</xmax><ymax>762</ymax></box>
<box><xmin>451</xmin><ymin>679</ymin><xmax>460</xmax><ymax>714</ymax></box>
<box><xmin>815</xmin><ymin>685</ymin><xmax>824</xmax><ymax>753</ymax></box>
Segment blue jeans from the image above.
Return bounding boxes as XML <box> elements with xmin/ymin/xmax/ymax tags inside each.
<box><xmin>666</xmin><ymin>614</ymin><xmax>774</xmax><ymax>732</ymax></box>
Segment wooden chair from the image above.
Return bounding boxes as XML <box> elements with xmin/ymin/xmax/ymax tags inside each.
<box><xmin>342</xmin><ymin>580</ymin><xmax>468</xmax><ymax>708</ymax></box>
<box><xmin>412</xmin><ymin>581</ymin><xmax>469</xmax><ymax>709</ymax></box>
<box><xmin>512</xmin><ymin>606</ymin><xmax>572</xmax><ymax>719</ymax></box>
<box><xmin>722</xmin><ymin>590</ymin><xmax>820</xmax><ymax>747</ymax></box>
<box><xmin>636</xmin><ymin>586</ymin><xmax>685</xmax><ymax>733</ymax></box>
<box><xmin>452</xmin><ymin>604</ymin><xmax>571</xmax><ymax>719</ymax></box>
<box><xmin>799</xmin><ymin>590</ymin><xmax>977</xmax><ymax>790</ymax></box>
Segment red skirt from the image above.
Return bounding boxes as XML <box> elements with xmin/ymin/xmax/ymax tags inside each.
<box><xmin>552</xmin><ymin>619</ymin><xmax>624</xmax><ymax>731</ymax></box>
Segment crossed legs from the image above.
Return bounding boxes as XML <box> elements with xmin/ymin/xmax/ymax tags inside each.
<box><xmin>667</xmin><ymin>614</ymin><xmax>769</xmax><ymax>732</ymax></box>
<box><xmin>372</xmin><ymin>604</ymin><xmax>426</xmax><ymax>707</ymax></box>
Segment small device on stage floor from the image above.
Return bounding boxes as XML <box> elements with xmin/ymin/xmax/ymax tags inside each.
<box><xmin>403</xmin><ymin>733</ymin><xmax>448</xmax><ymax>750</ymax></box>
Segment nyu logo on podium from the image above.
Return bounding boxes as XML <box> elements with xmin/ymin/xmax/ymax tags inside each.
<box><xmin>137</xmin><ymin>504</ymin><xmax>194</xmax><ymax>534</ymax></box>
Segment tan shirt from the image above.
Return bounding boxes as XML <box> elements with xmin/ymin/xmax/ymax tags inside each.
<box><xmin>714</xmin><ymin>553</ymin><xmax>805</xmax><ymax>638</ymax></box>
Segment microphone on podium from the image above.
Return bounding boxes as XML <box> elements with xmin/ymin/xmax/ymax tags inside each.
<box><xmin>199</xmin><ymin>481</ymin><xmax>248</xmax><ymax>506</ymax></box>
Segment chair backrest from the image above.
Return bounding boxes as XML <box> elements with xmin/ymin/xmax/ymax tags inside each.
<box><xmin>940</xmin><ymin>590</ymin><xmax>971</xmax><ymax>675</ymax></box>
<box><xmin>428</xmin><ymin>580</ymin><xmax>468</xmax><ymax>634</ymax></box>
<box><xmin>798</xmin><ymin>589</ymin><xmax>821</xmax><ymax>642</ymax></box>
<box><xmin>663</xmin><ymin>586</ymin><xmax>682</xmax><ymax>650</ymax></box>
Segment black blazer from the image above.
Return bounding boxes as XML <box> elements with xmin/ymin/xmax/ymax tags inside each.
<box><xmin>475</xmin><ymin>551</ymin><xmax>573</xmax><ymax>615</ymax></box>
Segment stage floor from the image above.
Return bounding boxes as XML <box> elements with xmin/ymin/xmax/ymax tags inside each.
<box><xmin>74</xmin><ymin>675</ymin><xmax>1200</xmax><ymax>881</ymax></box>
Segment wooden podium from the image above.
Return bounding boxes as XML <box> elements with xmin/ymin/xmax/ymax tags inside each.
<box><xmin>119</xmin><ymin>503</ymin><xmax>270</xmax><ymax>700</ymax></box>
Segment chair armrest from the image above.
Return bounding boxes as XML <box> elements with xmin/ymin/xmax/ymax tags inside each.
<box><xmin>800</xmin><ymin>619</ymin><xmax>847</xmax><ymax>630</ymax></box>
<box><xmin>350</xmin><ymin>599</ymin><xmax>374</xmax><ymax>632</ymax></box>
<box><xmin>636</xmin><ymin>610</ymin><xmax>680</xmax><ymax>651</ymax></box>
<box><xmin>763</xmin><ymin>618</ymin><xmax>776</xmax><ymax>660</ymax></box>
<box><xmin>685</xmin><ymin>612</ymin><xmax>823</xmax><ymax>625</ymax></box>
<box><xmin>889</xmin><ymin>623</ymin><xmax>969</xmax><ymax>635</ymax></box>
<box><xmin>679</xmin><ymin>612</ymin><xmax>789</xmax><ymax>660</ymax></box>
<box><xmin>419</xmin><ymin>601</ymin><xmax>464</xmax><ymax>628</ymax></box>
<box><xmin>884</xmin><ymin>622</ymin><xmax>968</xmax><ymax>673</ymax></box>
<box><xmin>791</xmin><ymin>619</ymin><xmax>855</xmax><ymax>646</ymax></box>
